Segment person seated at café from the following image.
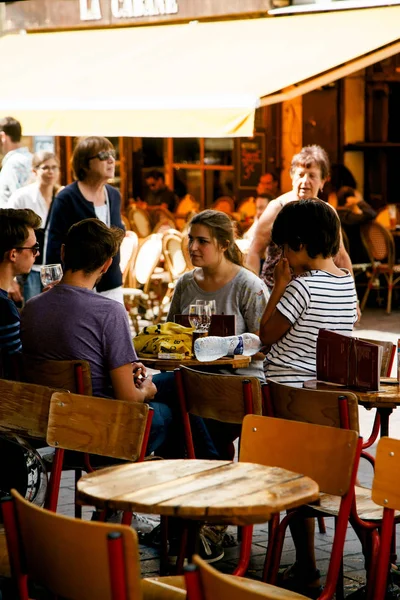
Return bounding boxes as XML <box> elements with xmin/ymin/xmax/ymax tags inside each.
<box><xmin>257</xmin><ymin>170</ymin><xmax>280</xmax><ymax>198</ymax></box>
<box><xmin>246</xmin><ymin>145</ymin><xmax>353</xmax><ymax>285</ymax></box>
<box><xmin>0</xmin><ymin>208</ymin><xmax>41</xmax><ymax>377</ymax></box>
<box><xmin>336</xmin><ymin>186</ymin><xmax>377</xmax><ymax>264</ymax></box>
<box><xmin>21</xmin><ymin>218</ymin><xmax>172</xmax><ymax>455</ymax></box>
<box><xmin>259</xmin><ymin>198</ymin><xmax>357</xmax><ymax>597</ymax></box>
<box><xmin>166</xmin><ymin>209</ymin><xmax>269</xmax><ymax>457</ymax></box>
<box><xmin>144</xmin><ymin>169</ymin><xmax>177</xmax><ymax>213</ymax></box>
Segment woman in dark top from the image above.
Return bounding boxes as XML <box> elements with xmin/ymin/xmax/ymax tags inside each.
<box><xmin>46</xmin><ymin>137</ymin><xmax>124</xmax><ymax>302</ymax></box>
<box><xmin>336</xmin><ymin>186</ymin><xmax>377</xmax><ymax>264</ymax></box>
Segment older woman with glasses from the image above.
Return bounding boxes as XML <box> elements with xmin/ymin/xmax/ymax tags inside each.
<box><xmin>9</xmin><ymin>150</ymin><xmax>62</xmax><ymax>301</ymax></box>
<box><xmin>45</xmin><ymin>137</ymin><xmax>124</xmax><ymax>303</ymax></box>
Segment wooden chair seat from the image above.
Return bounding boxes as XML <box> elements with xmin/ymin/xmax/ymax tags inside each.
<box><xmin>311</xmin><ymin>486</ymin><xmax>400</xmax><ymax>521</ymax></box>
<box><xmin>145</xmin><ymin>571</ymin><xmax>311</xmax><ymax>599</ymax></box>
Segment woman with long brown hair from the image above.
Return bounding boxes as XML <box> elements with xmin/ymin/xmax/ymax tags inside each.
<box><xmin>168</xmin><ymin>209</ymin><xmax>269</xmax><ymax>380</ymax></box>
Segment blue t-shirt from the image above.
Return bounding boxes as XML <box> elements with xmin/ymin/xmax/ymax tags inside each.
<box><xmin>21</xmin><ymin>284</ymin><xmax>137</xmax><ymax>397</ymax></box>
<box><xmin>0</xmin><ymin>289</ymin><xmax>21</xmax><ymax>355</ymax></box>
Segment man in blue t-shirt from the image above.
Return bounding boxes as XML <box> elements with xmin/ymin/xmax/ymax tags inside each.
<box><xmin>21</xmin><ymin>218</ymin><xmax>172</xmax><ymax>454</ymax></box>
<box><xmin>0</xmin><ymin>208</ymin><xmax>41</xmax><ymax>377</ymax></box>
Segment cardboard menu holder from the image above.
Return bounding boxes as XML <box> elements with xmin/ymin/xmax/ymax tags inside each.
<box><xmin>174</xmin><ymin>314</ymin><xmax>235</xmax><ymax>337</ymax></box>
<box><xmin>316</xmin><ymin>329</ymin><xmax>382</xmax><ymax>392</ymax></box>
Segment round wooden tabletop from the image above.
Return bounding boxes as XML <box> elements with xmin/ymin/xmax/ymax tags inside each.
<box><xmin>77</xmin><ymin>459</ymin><xmax>319</xmax><ymax>526</ymax></box>
<box><xmin>304</xmin><ymin>378</ymin><xmax>400</xmax><ymax>409</ymax></box>
<box><xmin>138</xmin><ymin>355</ymin><xmax>251</xmax><ymax>371</ymax></box>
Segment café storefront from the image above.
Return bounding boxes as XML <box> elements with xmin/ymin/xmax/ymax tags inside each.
<box><xmin>1</xmin><ymin>0</ymin><xmax>400</xmax><ymax>209</ymax></box>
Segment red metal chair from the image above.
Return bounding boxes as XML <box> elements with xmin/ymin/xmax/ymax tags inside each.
<box><xmin>173</xmin><ymin>366</ymin><xmax>265</xmax><ymax>576</ymax></box>
<box><xmin>2</xmin><ymin>489</ymin><xmax>142</xmax><ymax>600</ymax></box>
<box><xmin>370</xmin><ymin>437</ymin><xmax>400</xmax><ymax>600</ymax></box>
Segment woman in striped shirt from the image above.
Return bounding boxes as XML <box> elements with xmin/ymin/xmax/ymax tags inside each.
<box><xmin>259</xmin><ymin>198</ymin><xmax>357</xmax><ymax>597</ymax></box>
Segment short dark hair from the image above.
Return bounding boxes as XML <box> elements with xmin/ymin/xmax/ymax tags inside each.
<box><xmin>290</xmin><ymin>145</ymin><xmax>330</xmax><ymax>181</ymax></box>
<box><xmin>271</xmin><ymin>198</ymin><xmax>340</xmax><ymax>259</ymax></box>
<box><xmin>0</xmin><ymin>208</ymin><xmax>42</xmax><ymax>263</ymax></box>
<box><xmin>0</xmin><ymin>116</ymin><xmax>22</xmax><ymax>143</ymax></box>
<box><xmin>145</xmin><ymin>169</ymin><xmax>164</xmax><ymax>181</ymax></box>
<box><xmin>71</xmin><ymin>136</ymin><xmax>114</xmax><ymax>181</ymax></box>
<box><xmin>63</xmin><ymin>219</ymin><xmax>124</xmax><ymax>274</ymax></box>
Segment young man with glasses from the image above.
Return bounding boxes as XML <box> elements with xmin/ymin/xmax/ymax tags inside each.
<box><xmin>0</xmin><ymin>208</ymin><xmax>41</xmax><ymax>376</ymax></box>
<box><xmin>144</xmin><ymin>169</ymin><xmax>177</xmax><ymax>213</ymax></box>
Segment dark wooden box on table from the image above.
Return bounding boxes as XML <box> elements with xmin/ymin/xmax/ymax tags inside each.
<box><xmin>174</xmin><ymin>314</ymin><xmax>235</xmax><ymax>337</ymax></box>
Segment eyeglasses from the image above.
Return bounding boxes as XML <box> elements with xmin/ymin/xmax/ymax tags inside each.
<box><xmin>16</xmin><ymin>243</ymin><xmax>40</xmax><ymax>257</ymax></box>
<box><xmin>39</xmin><ymin>165</ymin><xmax>59</xmax><ymax>172</ymax></box>
<box><xmin>89</xmin><ymin>150</ymin><xmax>116</xmax><ymax>161</ymax></box>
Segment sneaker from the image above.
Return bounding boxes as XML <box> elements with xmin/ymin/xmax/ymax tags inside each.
<box><xmin>167</xmin><ymin>528</ymin><xmax>224</xmax><ymax>566</ymax></box>
<box><xmin>198</xmin><ymin>529</ymin><xmax>224</xmax><ymax>564</ymax></box>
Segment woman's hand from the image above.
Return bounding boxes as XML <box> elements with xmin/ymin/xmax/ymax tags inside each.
<box><xmin>273</xmin><ymin>257</ymin><xmax>292</xmax><ymax>292</ymax></box>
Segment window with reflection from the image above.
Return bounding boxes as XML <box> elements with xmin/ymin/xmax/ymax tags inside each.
<box><xmin>205</xmin><ymin>170</ymin><xmax>235</xmax><ymax>206</ymax></box>
<box><xmin>173</xmin><ymin>168</ymin><xmax>202</xmax><ymax>202</ymax></box>
<box><xmin>173</xmin><ymin>138</ymin><xmax>201</xmax><ymax>164</ymax></box>
<box><xmin>142</xmin><ymin>138</ymin><xmax>164</xmax><ymax>168</ymax></box>
<box><xmin>204</xmin><ymin>138</ymin><xmax>234</xmax><ymax>166</ymax></box>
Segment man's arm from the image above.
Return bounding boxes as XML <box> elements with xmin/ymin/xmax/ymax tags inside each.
<box><xmin>245</xmin><ymin>199</ymin><xmax>283</xmax><ymax>274</ymax></box>
<box><xmin>0</xmin><ymin>159</ymin><xmax>19</xmax><ymax>206</ymax></box>
<box><xmin>110</xmin><ymin>363</ymin><xmax>157</xmax><ymax>402</ymax></box>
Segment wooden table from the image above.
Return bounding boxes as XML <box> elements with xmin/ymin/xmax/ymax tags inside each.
<box><xmin>304</xmin><ymin>378</ymin><xmax>400</xmax><ymax>436</ymax></box>
<box><xmin>77</xmin><ymin>459</ymin><xmax>319</xmax><ymax>526</ymax></box>
<box><xmin>138</xmin><ymin>355</ymin><xmax>251</xmax><ymax>371</ymax></box>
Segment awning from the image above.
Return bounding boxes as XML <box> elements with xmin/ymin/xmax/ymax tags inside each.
<box><xmin>0</xmin><ymin>5</ymin><xmax>399</xmax><ymax>137</ymax></box>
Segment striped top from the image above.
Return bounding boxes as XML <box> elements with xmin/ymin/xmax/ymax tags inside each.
<box><xmin>0</xmin><ymin>289</ymin><xmax>22</xmax><ymax>356</ymax></box>
<box><xmin>265</xmin><ymin>269</ymin><xmax>357</xmax><ymax>386</ymax></box>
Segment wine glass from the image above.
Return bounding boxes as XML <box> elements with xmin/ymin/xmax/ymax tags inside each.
<box><xmin>196</xmin><ymin>299</ymin><xmax>216</xmax><ymax>316</ymax></box>
<box><xmin>189</xmin><ymin>304</ymin><xmax>211</xmax><ymax>333</ymax></box>
<box><xmin>40</xmin><ymin>264</ymin><xmax>63</xmax><ymax>287</ymax></box>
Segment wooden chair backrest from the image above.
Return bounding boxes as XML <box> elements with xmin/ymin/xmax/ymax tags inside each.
<box><xmin>189</xmin><ymin>553</ymin><xmax>301</xmax><ymax>599</ymax></box>
<box><xmin>120</xmin><ymin>231</ymin><xmax>139</xmax><ymax>286</ymax></box>
<box><xmin>360</xmin><ymin>221</ymin><xmax>395</xmax><ymax>266</ymax></box>
<box><xmin>358</xmin><ymin>338</ymin><xmax>395</xmax><ymax>377</ymax></box>
<box><xmin>266</xmin><ymin>379</ymin><xmax>360</xmax><ymax>432</ymax></box>
<box><xmin>372</xmin><ymin>437</ymin><xmax>400</xmax><ymax>510</ymax></box>
<box><xmin>47</xmin><ymin>392</ymin><xmax>149</xmax><ymax>461</ymax></box>
<box><xmin>21</xmin><ymin>355</ymin><xmax>92</xmax><ymax>396</ymax></box>
<box><xmin>241</xmin><ymin>414</ymin><xmax>359</xmax><ymax>496</ymax></box>
<box><xmin>162</xmin><ymin>231</ymin><xmax>187</xmax><ymax>280</ymax></box>
<box><xmin>177</xmin><ymin>366</ymin><xmax>262</xmax><ymax>423</ymax></box>
<box><xmin>10</xmin><ymin>489</ymin><xmax>142</xmax><ymax>600</ymax></box>
<box><xmin>128</xmin><ymin>206</ymin><xmax>152</xmax><ymax>238</ymax></box>
<box><xmin>133</xmin><ymin>233</ymin><xmax>163</xmax><ymax>290</ymax></box>
<box><xmin>0</xmin><ymin>379</ymin><xmax>56</xmax><ymax>439</ymax></box>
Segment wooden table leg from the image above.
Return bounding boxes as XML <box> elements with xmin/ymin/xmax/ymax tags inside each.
<box><xmin>378</xmin><ymin>407</ymin><xmax>393</xmax><ymax>437</ymax></box>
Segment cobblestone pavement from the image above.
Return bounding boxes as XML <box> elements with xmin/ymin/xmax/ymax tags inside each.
<box><xmin>55</xmin><ymin>308</ymin><xmax>400</xmax><ymax>598</ymax></box>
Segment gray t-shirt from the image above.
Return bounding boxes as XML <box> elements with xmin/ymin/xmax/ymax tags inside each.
<box><xmin>21</xmin><ymin>284</ymin><xmax>137</xmax><ymax>398</ymax></box>
<box><xmin>167</xmin><ymin>267</ymin><xmax>269</xmax><ymax>380</ymax></box>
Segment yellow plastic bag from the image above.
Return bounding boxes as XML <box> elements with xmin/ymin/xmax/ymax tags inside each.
<box><xmin>133</xmin><ymin>322</ymin><xmax>194</xmax><ymax>357</ymax></box>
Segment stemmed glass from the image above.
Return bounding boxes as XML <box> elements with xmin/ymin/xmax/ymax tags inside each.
<box><xmin>189</xmin><ymin>304</ymin><xmax>211</xmax><ymax>334</ymax></box>
<box><xmin>40</xmin><ymin>264</ymin><xmax>63</xmax><ymax>287</ymax></box>
<box><xmin>196</xmin><ymin>299</ymin><xmax>216</xmax><ymax>316</ymax></box>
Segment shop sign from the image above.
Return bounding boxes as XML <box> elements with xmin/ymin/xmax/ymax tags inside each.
<box><xmin>80</xmin><ymin>0</ymin><xmax>179</xmax><ymax>21</ymax></box>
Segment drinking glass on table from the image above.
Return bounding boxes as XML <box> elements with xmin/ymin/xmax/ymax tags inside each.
<box><xmin>189</xmin><ymin>303</ymin><xmax>212</xmax><ymax>333</ymax></box>
<box><xmin>40</xmin><ymin>264</ymin><xmax>63</xmax><ymax>287</ymax></box>
<box><xmin>196</xmin><ymin>299</ymin><xmax>216</xmax><ymax>315</ymax></box>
